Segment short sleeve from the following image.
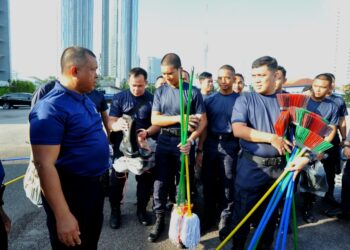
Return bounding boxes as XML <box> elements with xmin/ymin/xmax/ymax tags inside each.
<box><xmin>339</xmin><ymin>98</ymin><xmax>348</xmax><ymax>117</ymax></box>
<box><xmin>109</xmin><ymin>93</ymin><xmax>123</xmax><ymax>117</ymax></box>
<box><xmin>192</xmin><ymin>88</ymin><xmax>206</xmax><ymax>114</ymax></box>
<box><xmin>29</xmin><ymin>102</ymin><xmax>65</xmax><ymax>145</ymax></box>
<box><xmin>100</xmin><ymin>94</ymin><xmax>109</xmax><ymax>112</ymax></box>
<box><xmin>152</xmin><ymin>88</ymin><xmax>162</xmax><ymax>112</ymax></box>
<box><xmin>231</xmin><ymin>94</ymin><xmax>248</xmax><ymax>124</ymax></box>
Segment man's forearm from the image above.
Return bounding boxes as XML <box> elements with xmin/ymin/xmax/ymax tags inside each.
<box><xmin>145</xmin><ymin>125</ymin><xmax>161</xmax><ymax>137</ymax></box>
<box><xmin>151</xmin><ymin>113</ymin><xmax>180</xmax><ymax>126</ymax></box>
<box><xmin>189</xmin><ymin>113</ymin><xmax>207</xmax><ymax>141</ymax></box>
<box><xmin>339</xmin><ymin>117</ymin><xmax>347</xmax><ymax>140</ymax></box>
<box><xmin>233</xmin><ymin>123</ymin><xmax>274</xmax><ymax>143</ymax></box>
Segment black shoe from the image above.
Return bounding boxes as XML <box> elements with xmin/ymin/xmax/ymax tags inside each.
<box><xmin>302</xmin><ymin>210</ymin><xmax>318</xmax><ymax>224</ymax></box>
<box><xmin>325</xmin><ymin>207</ymin><xmax>343</xmax><ymax>217</ymax></box>
<box><xmin>148</xmin><ymin>214</ymin><xmax>165</xmax><ymax>242</ymax></box>
<box><xmin>137</xmin><ymin>210</ymin><xmax>151</xmax><ymax>226</ymax></box>
<box><xmin>109</xmin><ymin>209</ymin><xmax>121</xmax><ymax>229</ymax></box>
<box><xmin>323</xmin><ymin>194</ymin><xmax>341</xmax><ymax>207</ymax></box>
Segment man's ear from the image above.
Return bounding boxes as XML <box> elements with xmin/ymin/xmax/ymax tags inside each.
<box><xmin>69</xmin><ymin>66</ymin><xmax>78</xmax><ymax>77</ymax></box>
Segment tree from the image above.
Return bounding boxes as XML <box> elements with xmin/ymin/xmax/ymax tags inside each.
<box><xmin>9</xmin><ymin>80</ymin><xmax>36</xmax><ymax>93</ymax></box>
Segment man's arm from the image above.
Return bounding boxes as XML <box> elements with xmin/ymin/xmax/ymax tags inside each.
<box><xmin>232</xmin><ymin>122</ymin><xmax>291</xmax><ymax>155</ymax></box>
<box><xmin>101</xmin><ymin>110</ymin><xmax>110</xmax><ymax>137</ymax></box>
<box><xmin>339</xmin><ymin>116</ymin><xmax>347</xmax><ymax>141</ymax></box>
<box><xmin>32</xmin><ymin>144</ymin><xmax>81</xmax><ymax>247</ymax></box>
<box><xmin>324</xmin><ymin>125</ymin><xmax>337</xmax><ymax>142</ymax></box>
<box><xmin>151</xmin><ymin>111</ymin><xmax>181</xmax><ymax>127</ymax></box>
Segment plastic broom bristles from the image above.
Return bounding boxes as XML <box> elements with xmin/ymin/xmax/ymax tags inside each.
<box><xmin>295</xmin><ymin>125</ymin><xmax>333</xmax><ymax>154</ymax></box>
<box><xmin>274</xmin><ymin>111</ymin><xmax>290</xmax><ymax>137</ymax></box>
<box><xmin>277</xmin><ymin>94</ymin><xmax>309</xmax><ymax>110</ymax></box>
<box><xmin>302</xmin><ymin>113</ymin><xmax>333</xmax><ymax>137</ymax></box>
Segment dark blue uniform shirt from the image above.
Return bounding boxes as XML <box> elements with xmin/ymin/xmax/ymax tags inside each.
<box><xmin>306</xmin><ymin>98</ymin><xmax>339</xmax><ymax>126</ymax></box>
<box><xmin>327</xmin><ymin>94</ymin><xmax>348</xmax><ymax>117</ymax></box>
<box><xmin>29</xmin><ymin>82</ymin><xmax>109</xmax><ymax>177</ymax></box>
<box><xmin>110</xmin><ymin>90</ymin><xmax>153</xmax><ymax>131</ymax></box>
<box><xmin>231</xmin><ymin>92</ymin><xmax>281</xmax><ymax>157</ymax></box>
<box><xmin>205</xmin><ymin>92</ymin><xmax>240</xmax><ymax>133</ymax></box>
<box><xmin>152</xmin><ymin>83</ymin><xmax>205</xmax><ymax>129</ymax></box>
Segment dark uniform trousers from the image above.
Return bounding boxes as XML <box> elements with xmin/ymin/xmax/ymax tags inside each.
<box><xmin>153</xmin><ymin>134</ymin><xmax>195</xmax><ymax>214</ymax></box>
<box><xmin>231</xmin><ymin>153</ymin><xmax>285</xmax><ymax>249</ymax></box>
<box><xmin>42</xmin><ymin>169</ymin><xmax>106</xmax><ymax>250</ymax></box>
<box><xmin>322</xmin><ymin>134</ymin><xmax>341</xmax><ymax>197</ymax></box>
<box><xmin>342</xmin><ymin>160</ymin><xmax>350</xmax><ymax>212</ymax></box>
<box><xmin>0</xmin><ymin>216</ymin><xmax>7</xmax><ymax>250</ymax></box>
<box><xmin>202</xmin><ymin>136</ymin><xmax>239</xmax><ymax>226</ymax></box>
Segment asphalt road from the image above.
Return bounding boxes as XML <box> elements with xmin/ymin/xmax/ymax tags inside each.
<box><xmin>1</xmin><ymin>108</ymin><xmax>350</xmax><ymax>250</ymax></box>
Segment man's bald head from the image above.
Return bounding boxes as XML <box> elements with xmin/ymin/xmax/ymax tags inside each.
<box><xmin>60</xmin><ymin>46</ymin><xmax>96</xmax><ymax>74</ymax></box>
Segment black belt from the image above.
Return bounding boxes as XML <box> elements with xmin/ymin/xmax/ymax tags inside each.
<box><xmin>208</xmin><ymin>132</ymin><xmax>235</xmax><ymax>141</ymax></box>
<box><xmin>242</xmin><ymin>151</ymin><xmax>284</xmax><ymax>167</ymax></box>
<box><xmin>160</xmin><ymin>128</ymin><xmax>181</xmax><ymax>137</ymax></box>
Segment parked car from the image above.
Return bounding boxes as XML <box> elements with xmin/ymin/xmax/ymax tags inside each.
<box><xmin>0</xmin><ymin>92</ymin><xmax>32</xmax><ymax>109</ymax></box>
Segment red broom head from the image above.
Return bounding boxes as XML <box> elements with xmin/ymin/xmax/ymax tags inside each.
<box><xmin>288</xmin><ymin>94</ymin><xmax>310</xmax><ymax>108</ymax></box>
<box><xmin>289</xmin><ymin>106</ymin><xmax>297</xmax><ymax>123</ymax></box>
<box><xmin>302</xmin><ymin>113</ymin><xmax>332</xmax><ymax>137</ymax></box>
<box><xmin>303</xmin><ymin>130</ymin><xmax>325</xmax><ymax>150</ymax></box>
<box><xmin>274</xmin><ymin>110</ymin><xmax>290</xmax><ymax>136</ymax></box>
<box><xmin>277</xmin><ymin>94</ymin><xmax>290</xmax><ymax>110</ymax></box>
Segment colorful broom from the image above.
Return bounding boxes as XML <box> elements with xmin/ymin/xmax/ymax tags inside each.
<box><xmin>169</xmin><ymin>68</ymin><xmax>200</xmax><ymax>249</ymax></box>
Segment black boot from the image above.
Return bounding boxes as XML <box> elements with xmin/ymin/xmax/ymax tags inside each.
<box><xmin>218</xmin><ymin>217</ymin><xmax>231</xmax><ymax>241</ymax></box>
<box><xmin>137</xmin><ymin>209</ymin><xmax>151</xmax><ymax>226</ymax></box>
<box><xmin>148</xmin><ymin>213</ymin><xmax>165</xmax><ymax>242</ymax></box>
<box><xmin>110</xmin><ymin>207</ymin><xmax>121</xmax><ymax>229</ymax></box>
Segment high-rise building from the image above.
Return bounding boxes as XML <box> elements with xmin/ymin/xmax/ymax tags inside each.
<box><xmin>116</xmin><ymin>0</ymin><xmax>139</xmax><ymax>85</ymax></box>
<box><xmin>333</xmin><ymin>3</ymin><xmax>350</xmax><ymax>85</ymax></box>
<box><xmin>147</xmin><ymin>57</ymin><xmax>161</xmax><ymax>84</ymax></box>
<box><xmin>0</xmin><ymin>0</ymin><xmax>11</xmax><ymax>83</ymax></box>
<box><xmin>100</xmin><ymin>0</ymin><xmax>139</xmax><ymax>86</ymax></box>
<box><xmin>60</xmin><ymin>0</ymin><xmax>94</xmax><ymax>50</ymax></box>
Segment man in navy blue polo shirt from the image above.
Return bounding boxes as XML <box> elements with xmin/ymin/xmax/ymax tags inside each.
<box><xmin>196</xmin><ymin>65</ymin><xmax>240</xmax><ymax>237</ymax></box>
<box><xmin>231</xmin><ymin>56</ymin><xmax>309</xmax><ymax>249</ymax></box>
<box><xmin>108</xmin><ymin>67</ymin><xmax>159</xmax><ymax>229</ymax></box>
<box><xmin>0</xmin><ymin>160</ymin><xmax>11</xmax><ymax>250</ymax></box>
<box><xmin>301</xmin><ymin>73</ymin><xmax>339</xmax><ymax>223</ymax></box>
<box><xmin>198</xmin><ymin>71</ymin><xmax>214</xmax><ymax>100</ymax></box>
<box><xmin>29</xmin><ymin>46</ymin><xmax>109</xmax><ymax>249</ymax></box>
<box><xmin>148</xmin><ymin>53</ymin><xmax>207</xmax><ymax>242</ymax></box>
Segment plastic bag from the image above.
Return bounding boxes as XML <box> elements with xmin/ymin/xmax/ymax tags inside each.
<box><xmin>299</xmin><ymin>161</ymin><xmax>328</xmax><ymax>197</ymax></box>
<box><xmin>23</xmin><ymin>158</ymin><xmax>42</xmax><ymax>207</ymax></box>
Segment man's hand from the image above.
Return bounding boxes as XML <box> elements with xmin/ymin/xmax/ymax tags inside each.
<box><xmin>56</xmin><ymin>211</ymin><xmax>81</xmax><ymax>247</ymax></box>
<box><xmin>188</xmin><ymin>115</ymin><xmax>200</xmax><ymax>132</ymax></box>
<box><xmin>270</xmin><ymin>135</ymin><xmax>292</xmax><ymax>155</ymax></box>
<box><xmin>344</xmin><ymin>147</ymin><xmax>350</xmax><ymax>159</ymax></box>
<box><xmin>195</xmin><ymin>151</ymin><xmax>203</xmax><ymax>168</ymax></box>
<box><xmin>178</xmin><ymin>139</ymin><xmax>192</xmax><ymax>155</ymax></box>
<box><xmin>288</xmin><ymin>156</ymin><xmax>310</xmax><ymax>180</ymax></box>
<box><xmin>111</xmin><ymin>118</ymin><xmax>128</xmax><ymax>132</ymax></box>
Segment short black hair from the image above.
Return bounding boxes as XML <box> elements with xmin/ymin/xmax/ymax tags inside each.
<box><xmin>128</xmin><ymin>67</ymin><xmax>148</xmax><ymax>80</ymax></box>
<box><xmin>235</xmin><ymin>73</ymin><xmax>244</xmax><ymax>81</ymax></box>
<box><xmin>277</xmin><ymin>66</ymin><xmax>287</xmax><ymax>78</ymax></box>
<box><xmin>219</xmin><ymin>64</ymin><xmax>235</xmax><ymax>74</ymax></box>
<box><xmin>60</xmin><ymin>46</ymin><xmax>96</xmax><ymax>73</ymax></box>
<box><xmin>325</xmin><ymin>73</ymin><xmax>335</xmax><ymax>82</ymax></box>
<box><xmin>199</xmin><ymin>71</ymin><xmax>212</xmax><ymax>81</ymax></box>
<box><xmin>161</xmin><ymin>53</ymin><xmax>181</xmax><ymax>69</ymax></box>
<box><xmin>314</xmin><ymin>73</ymin><xmax>333</xmax><ymax>87</ymax></box>
<box><xmin>156</xmin><ymin>75</ymin><xmax>164</xmax><ymax>81</ymax></box>
<box><xmin>302</xmin><ymin>85</ymin><xmax>312</xmax><ymax>92</ymax></box>
<box><xmin>252</xmin><ymin>56</ymin><xmax>278</xmax><ymax>71</ymax></box>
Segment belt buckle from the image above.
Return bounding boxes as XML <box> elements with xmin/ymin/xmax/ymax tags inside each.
<box><xmin>218</xmin><ymin>135</ymin><xmax>223</xmax><ymax>140</ymax></box>
<box><xmin>262</xmin><ymin>159</ymin><xmax>268</xmax><ymax>166</ymax></box>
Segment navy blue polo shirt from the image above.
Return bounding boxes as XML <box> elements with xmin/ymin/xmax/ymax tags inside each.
<box><xmin>205</xmin><ymin>92</ymin><xmax>239</xmax><ymax>133</ymax></box>
<box><xmin>232</xmin><ymin>92</ymin><xmax>281</xmax><ymax>157</ymax></box>
<box><xmin>306</xmin><ymin>98</ymin><xmax>339</xmax><ymax>126</ymax></box>
<box><xmin>0</xmin><ymin>160</ymin><xmax>4</xmax><ymax>185</ymax></box>
<box><xmin>110</xmin><ymin>90</ymin><xmax>153</xmax><ymax>131</ymax></box>
<box><xmin>152</xmin><ymin>83</ymin><xmax>206</xmax><ymax>129</ymax></box>
<box><xmin>87</xmin><ymin>90</ymin><xmax>109</xmax><ymax>113</ymax></box>
<box><xmin>31</xmin><ymin>80</ymin><xmax>56</xmax><ymax>107</ymax></box>
<box><xmin>202</xmin><ymin>92</ymin><xmax>214</xmax><ymax>101</ymax></box>
<box><xmin>327</xmin><ymin>94</ymin><xmax>348</xmax><ymax>117</ymax></box>
<box><xmin>29</xmin><ymin>82</ymin><xmax>109</xmax><ymax>177</ymax></box>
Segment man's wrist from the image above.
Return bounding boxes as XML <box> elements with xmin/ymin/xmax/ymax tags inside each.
<box><xmin>196</xmin><ymin>148</ymin><xmax>203</xmax><ymax>154</ymax></box>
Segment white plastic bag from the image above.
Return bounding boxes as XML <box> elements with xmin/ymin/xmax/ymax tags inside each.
<box><xmin>23</xmin><ymin>157</ymin><xmax>42</xmax><ymax>207</ymax></box>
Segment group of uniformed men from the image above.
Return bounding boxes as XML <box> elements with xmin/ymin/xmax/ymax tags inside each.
<box><xmin>26</xmin><ymin>46</ymin><xmax>350</xmax><ymax>250</ymax></box>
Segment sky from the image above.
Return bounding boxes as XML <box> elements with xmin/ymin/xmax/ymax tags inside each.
<box><xmin>9</xmin><ymin>0</ymin><xmax>350</xmax><ymax>85</ymax></box>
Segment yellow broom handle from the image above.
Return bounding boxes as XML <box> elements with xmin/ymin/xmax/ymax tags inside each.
<box><xmin>185</xmin><ymin>155</ymin><xmax>192</xmax><ymax>216</ymax></box>
<box><xmin>216</xmin><ymin>148</ymin><xmax>307</xmax><ymax>250</ymax></box>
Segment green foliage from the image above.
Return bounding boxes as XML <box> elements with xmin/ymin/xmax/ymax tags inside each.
<box><xmin>147</xmin><ymin>84</ymin><xmax>156</xmax><ymax>94</ymax></box>
<box><xmin>0</xmin><ymin>87</ymin><xmax>10</xmax><ymax>96</ymax></box>
<box><xmin>9</xmin><ymin>80</ymin><xmax>36</xmax><ymax>93</ymax></box>
<box><xmin>344</xmin><ymin>84</ymin><xmax>350</xmax><ymax>106</ymax></box>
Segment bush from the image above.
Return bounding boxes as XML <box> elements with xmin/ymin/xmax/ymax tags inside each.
<box><xmin>9</xmin><ymin>80</ymin><xmax>36</xmax><ymax>93</ymax></box>
<box><xmin>0</xmin><ymin>87</ymin><xmax>10</xmax><ymax>96</ymax></box>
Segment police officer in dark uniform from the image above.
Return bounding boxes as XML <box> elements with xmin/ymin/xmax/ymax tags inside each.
<box><xmin>148</xmin><ymin>53</ymin><xmax>207</xmax><ymax>242</ymax></box>
<box><xmin>302</xmin><ymin>73</ymin><xmax>339</xmax><ymax>223</ymax></box>
<box><xmin>108</xmin><ymin>67</ymin><xmax>159</xmax><ymax>229</ymax></box>
<box><xmin>196</xmin><ymin>65</ymin><xmax>240</xmax><ymax>238</ymax></box>
<box><xmin>231</xmin><ymin>56</ymin><xmax>309</xmax><ymax>249</ymax></box>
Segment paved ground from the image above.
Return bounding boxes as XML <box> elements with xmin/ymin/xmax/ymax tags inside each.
<box><xmin>1</xmin><ymin>107</ymin><xmax>350</xmax><ymax>250</ymax></box>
